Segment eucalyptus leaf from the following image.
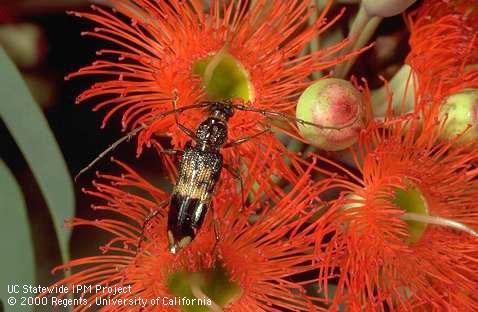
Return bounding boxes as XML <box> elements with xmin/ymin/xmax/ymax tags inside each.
<box><xmin>0</xmin><ymin>159</ymin><xmax>34</xmax><ymax>312</ymax></box>
<box><xmin>0</xmin><ymin>46</ymin><xmax>74</xmax><ymax>263</ymax></box>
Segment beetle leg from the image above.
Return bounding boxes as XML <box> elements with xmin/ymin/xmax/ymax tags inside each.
<box><xmin>136</xmin><ymin>209</ymin><xmax>161</xmax><ymax>254</ymax></box>
<box><xmin>172</xmin><ymin>89</ymin><xmax>197</xmax><ymax>140</ymax></box>
<box><xmin>223</xmin><ymin>164</ymin><xmax>245</xmax><ymax>213</ymax></box>
<box><xmin>149</xmin><ymin>138</ymin><xmax>184</xmax><ymax>156</ymax></box>
<box><xmin>157</xmin><ymin>148</ymin><xmax>184</xmax><ymax>156</ymax></box>
<box><xmin>209</xmin><ymin>204</ymin><xmax>222</xmax><ymax>255</ymax></box>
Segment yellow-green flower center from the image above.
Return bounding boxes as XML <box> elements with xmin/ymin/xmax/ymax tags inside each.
<box><xmin>193</xmin><ymin>50</ymin><xmax>254</xmax><ymax>102</ymax></box>
<box><xmin>392</xmin><ymin>184</ymin><xmax>429</xmax><ymax>244</ymax></box>
<box><xmin>167</xmin><ymin>265</ymin><xmax>242</xmax><ymax>312</ymax></box>
<box><xmin>345</xmin><ymin>183</ymin><xmax>430</xmax><ymax>244</ymax></box>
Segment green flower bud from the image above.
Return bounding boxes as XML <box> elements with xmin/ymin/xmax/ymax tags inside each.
<box><xmin>363</xmin><ymin>0</ymin><xmax>416</xmax><ymax>18</ymax></box>
<box><xmin>439</xmin><ymin>89</ymin><xmax>478</xmax><ymax>143</ymax></box>
<box><xmin>296</xmin><ymin>78</ymin><xmax>364</xmax><ymax>151</ymax></box>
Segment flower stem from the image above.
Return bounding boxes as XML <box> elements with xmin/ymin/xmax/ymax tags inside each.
<box><xmin>309</xmin><ymin>0</ymin><xmax>321</xmax><ymax>80</ymax></box>
<box><xmin>371</xmin><ymin>64</ymin><xmax>417</xmax><ymax>117</ymax></box>
<box><xmin>286</xmin><ymin>138</ymin><xmax>305</xmax><ymax>155</ymax></box>
<box><xmin>335</xmin><ymin>6</ymin><xmax>382</xmax><ymax>78</ymax></box>
<box><xmin>401</xmin><ymin>213</ymin><xmax>478</xmax><ymax>237</ymax></box>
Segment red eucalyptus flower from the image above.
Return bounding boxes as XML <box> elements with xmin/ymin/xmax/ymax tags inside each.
<box><xmin>44</xmin><ymin>148</ymin><xmax>334</xmax><ymax>311</ymax></box>
<box><xmin>406</xmin><ymin>0</ymin><xmax>478</xmax><ymax>97</ymax></box>
<box><xmin>312</xmin><ymin>98</ymin><xmax>478</xmax><ymax>310</ymax></box>
<box><xmin>68</xmin><ymin>0</ymin><xmax>364</xmax><ymax>162</ymax></box>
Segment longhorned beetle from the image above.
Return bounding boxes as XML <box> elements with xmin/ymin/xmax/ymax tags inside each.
<box><xmin>75</xmin><ymin>97</ymin><xmax>358</xmax><ymax>254</ymax></box>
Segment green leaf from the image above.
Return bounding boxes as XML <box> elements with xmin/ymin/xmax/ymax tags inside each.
<box><xmin>0</xmin><ymin>47</ymin><xmax>74</xmax><ymax>262</ymax></box>
<box><xmin>0</xmin><ymin>159</ymin><xmax>35</xmax><ymax>312</ymax></box>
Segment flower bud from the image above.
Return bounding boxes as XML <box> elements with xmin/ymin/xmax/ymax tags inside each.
<box><xmin>363</xmin><ymin>0</ymin><xmax>416</xmax><ymax>18</ymax></box>
<box><xmin>296</xmin><ymin>78</ymin><xmax>364</xmax><ymax>151</ymax></box>
<box><xmin>439</xmin><ymin>89</ymin><xmax>478</xmax><ymax>143</ymax></box>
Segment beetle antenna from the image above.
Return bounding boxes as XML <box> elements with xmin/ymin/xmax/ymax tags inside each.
<box><xmin>74</xmin><ymin>101</ymin><xmax>216</xmax><ymax>182</ymax></box>
<box><xmin>231</xmin><ymin>104</ymin><xmax>360</xmax><ymax>130</ymax></box>
<box><xmin>74</xmin><ymin>124</ymin><xmax>147</xmax><ymax>182</ymax></box>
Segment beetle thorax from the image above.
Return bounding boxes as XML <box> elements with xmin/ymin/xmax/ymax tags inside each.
<box><xmin>196</xmin><ymin>117</ymin><xmax>228</xmax><ymax>149</ymax></box>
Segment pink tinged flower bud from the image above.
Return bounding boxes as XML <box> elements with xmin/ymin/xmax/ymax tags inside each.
<box><xmin>439</xmin><ymin>89</ymin><xmax>478</xmax><ymax>143</ymax></box>
<box><xmin>363</xmin><ymin>0</ymin><xmax>416</xmax><ymax>18</ymax></box>
<box><xmin>296</xmin><ymin>78</ymin><xmax>364</xmax><ymax>151</ymax></box>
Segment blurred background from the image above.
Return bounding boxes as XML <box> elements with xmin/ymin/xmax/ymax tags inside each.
<box><xmin>0</xmin><ymin>0</ymin><xmax>411</xmax><ymax>304</ymax></box>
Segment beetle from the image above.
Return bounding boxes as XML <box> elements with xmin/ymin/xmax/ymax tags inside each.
<box><xmin>165</xmin><ymin>101</ymin><xmax>244</xmax><ymax>253</ymax></box>
<box><xmin>75</xmin><ymin>97</ymin><xmax>357</xmax><ymax>253</ymax></box>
